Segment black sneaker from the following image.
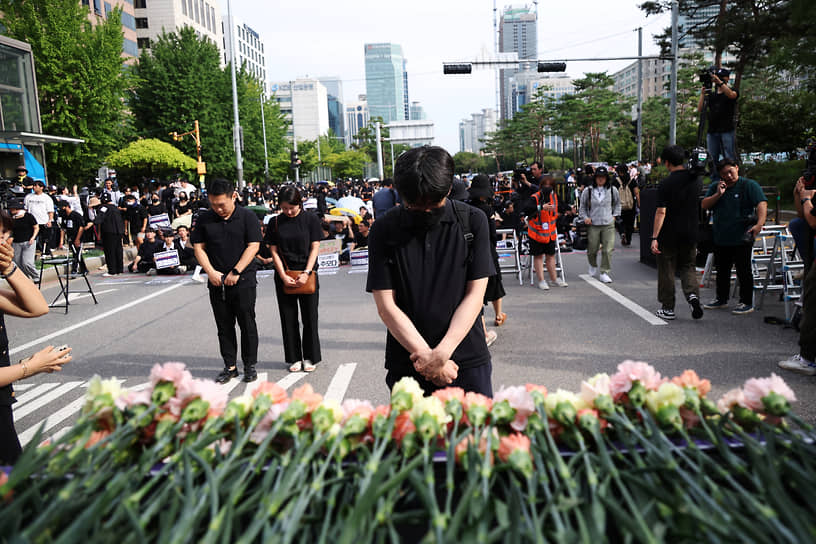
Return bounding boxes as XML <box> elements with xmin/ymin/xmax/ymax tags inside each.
<box><xmin>688</xmin><ymin>294</ymin><xmax>704</xmax><ymax>319</ymax></box>
<box><xmin>703</xmin><ymin>299</ymin><xmax>728</xmax><ymax>310</ymax></box>
<box><xmin>242</xmin><ymin>366</ymin><xmax>258</xmax><ymax>382</ymax></box>
<box><xmin>656</xmin><ymin>308</ymin><xmax>676</xmax><ymax>320</ymax></box>
<box><xmin>215</xmin><ymin>366</ymin><xmax>238</xmax><ymax>384</ymax></box>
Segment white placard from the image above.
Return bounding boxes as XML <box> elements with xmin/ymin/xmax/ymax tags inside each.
<box><xmin>318</xmin><ymin>252</ymin><xmax>339</xmax><ymax>270</ymax></box>
<box><xmin>149</xmin><ymin>213</ymin><xmax>171</xmax><ymax>229</ymax></box>
<box><xmin>154</xmin><ymin>249</ymin><xmax>180</xmax><ymax>269</ymax></box>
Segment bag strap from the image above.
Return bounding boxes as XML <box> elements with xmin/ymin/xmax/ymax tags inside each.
<box><xmin>451</xmin><ymin>199</ymin><xmax>474</xmax><ymax>265</ymax></box>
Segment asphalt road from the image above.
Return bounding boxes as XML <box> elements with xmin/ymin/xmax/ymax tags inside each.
<box><xmin>8</xmin><ymin>234</ymin><xmax>812</xmax><ymax>446</ymax></box>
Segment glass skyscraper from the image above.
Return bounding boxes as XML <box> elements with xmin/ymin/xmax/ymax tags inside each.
<box><xmin>499</xmin><ymin>5</ymin><xmax>537</xmax><ymax>121</ymax></box>
<box><xmin>364</xmin><ymin>43</ymin><xmax>406</xmax><ymax>123</ymax></box>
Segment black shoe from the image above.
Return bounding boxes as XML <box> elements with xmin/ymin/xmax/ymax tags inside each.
<box><xmin>215</xmin><ymin>366</ymin><xmax>238</xmax><ymax>384</ymax></box>
<box><xmin>688</xmin><ymin>294</ymin><xmax>704</xmax><ymax>319</ymax></box>
<box><xmin>243</xmin><ymin>366</ymin><xmax>258</xmax><ymax>382</ymax></box>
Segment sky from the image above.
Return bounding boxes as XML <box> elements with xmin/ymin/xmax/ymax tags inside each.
<box><xmin>234</xmin><ymin>0</ymin><xmax>671</xmax><ymax>153</ymax></box>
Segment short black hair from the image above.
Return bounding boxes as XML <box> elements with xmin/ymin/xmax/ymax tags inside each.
<box><xmin>0</xmin><ymin>210</ymin><xmax>13</xmax><ymax>233</ymax></box>
<box><xmin>382</xmin><ymin>178</ymin><xmax>393</xmax><ymax>187</ymax></box>
<box><xmin>717</xmin><ymin>158</ymin><xmax>739</xmax><ymax>171</ymax></box>
<box><xmin>207</xmin><ymin>178</ymin><xmax>234</xmax><ymax>197</ymax></box>
<box><xmin>531</xmin><ymin>161</ymin><xmax>544</xmax><ymax>171</ymax></box>
<box><xmin>660</xmin><ymin>145</ymin><xmax>686</xmax><ymax>167</ymax></box>
<box><xmin>277</xmin><ymin>184</ymin><xmax>302</xmax><ymax>207</ymax></box>
<box><xmin>393</xmin><ymin>146</ymin><xmax>454</xmax><ymax>207</ymax></box>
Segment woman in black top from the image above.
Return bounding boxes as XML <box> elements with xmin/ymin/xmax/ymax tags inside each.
<box><xmin>265</xmin><ymin>186</ymin><xmax>323</xmax><ymax>373</ymax></box>
<box><xmin>175</xmin><ymin>192</ymin><xmax>193</xmax><ymax>218</ymax></box>
<box><xmin>0</xmin><ymin>211</ymin><xmax>72</xmax><ymax>464</ymax></box>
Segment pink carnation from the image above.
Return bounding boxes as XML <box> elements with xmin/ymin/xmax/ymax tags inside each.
<box><xmin>671</xmin><ymin>370</ymin><xmax>711</xmax><ymax>397</ymax></box>
<box><xmin>432</xmin><ymin>387</ymin><xmax>466</xmax><ymax>405</ymax></box>
<box><xmin>149</xmin><ymin>362</ymin><xmax>193</xmax><ymax>388</ymax></box>
<box><xmin>525</xmin><ymin>384</ymin><xmax>548</xmax><ymax>396</ymax></box>
<box><xmin>291</xmin><ymin>384</ymin><xmax>323</xmax><ymax>411</ymax></box>
<box><xmin>342</xmin><ymin>399</ymin><xmax>375</xmax><ymax>421</ymax></box>
<box><xmin>114</xmin><ymin>389</ymin><xmax>152</xmax><ymax>411</ymax></box>
<box><xmin>716</xmin><ymin>388</ymin><xmax>745</xmax><ymax>413</ymax></box>
<box><xmin>250</xmin><ymin>381</ymin><xmax>288</xmax><ymax>404</ymax></box>
<box><xmin>189</xmin><ymin>379</ymin><xmax>229</xmax><ymax>415</ymax></box>
<box><xmin>463</xmin><ymin>391</ymin><xmax>493</xmax><ymax>412</ymax></box>
<box><xmin>609</xmin><ymin>360</ymin><xmax>665</xmax><ymax>398</ymax></box>
<box><xmin>742</xmin><ymin>374</ymin><xmax>797</xmax><ymax>412</ymax></box>
<box><xmin>497</xmin><ymin>433</ymin><xmax>531</xmax><ymax>463</ymax></box>
<box><xmin>493</xmin><ymin>385</ymin><xmax>535</xmax><ymax>431</ymax></box>
<box><xmin>250</xmin><ymin>401</ymin><xmax>290</xmax><ymax>444</ymax></box>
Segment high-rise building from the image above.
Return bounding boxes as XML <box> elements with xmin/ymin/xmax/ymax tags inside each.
<box><xmin>271</xmin><ymin>79</ymin><xmax>329</xmax><ymax>142</ymax></box>
<box><xmin>499</xmin><ymin>5</ymin><xmax>537</xmax><ymax>121</ymax></box>
<box><xmin>459</xmin><ymin>108</ymin><xmax>498</xmax><ymax>154</ymax></box>
<box><xmin>81</xmin><ymin>0</ymin><xmax>138</xmax><ymax>59</ymax></box>
<box><xmin>345</xmin><ymin>95</ymin><xmax>370</xmax><ymax>148</ymax></box>
<box><xmin>409</xmin><ymin>101</ymin><xmax>426</xmax><ymax>121</ymax></box>
<box><xmin>222</xmin><ymin>14</ymin><xmax>266</xmax><ymax>86</ymax></box>
<box><xmin>364</xmin><ymin>43</ymin><xmax>406</xmax><ymax>123</ymax></box>
<box><xmin>133</xmin><ymin>0</ymin><xmax>224</xmax><ymax>61</ymax></box>
<box><xmin>402</xmin><ymin>59</ymin><xmax>410</xmax><ymax>121</ymax></box>
<box><xmin>459</xmin><ymin>118</ymin><xmax>476</xmax><ymax>154</ymax></box>
<box><xmin>611</xmin><ymin>59</ymin><xmax>672</xmax><ymax>101</ymax></box>
<box><xmin>317</xmin><ymin>77</ymin><xmax>346</xmax><ymax>145</ymax></box>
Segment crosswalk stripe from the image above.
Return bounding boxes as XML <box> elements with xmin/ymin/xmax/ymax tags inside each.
<box><xmin>218</xmin><ymin>377</ymin><xmax>243</xmax><ymax>395</ymax></box>
<box><xmin>324</xmin><ymin>363</ymin><xmax>357</xmax><ymax>403</ymax></box>
<box><xmin>242</xmin><ymin>372</ymin><xmax>268</xmax><ymax>396</ymax></box>
<box><xmin>18</xmin><ymin>394</ymin><xmax>87</xmax><ymax>447</ymax></box>
<box><xmin>14</xmin><ymin>383</ymin><xmax>35</xmax><ymax>391</ymax></box>
<box><xmin>67</xmin><ymin>289</ymin><xmax>116</xmax><ymax>302</ymax></box>
<box><xmin>131</xmin><ymin>381</ymin><xmax>151</xmax><ymax>391</ymax></box>
<box><xmin>14</xmin><ymin>381</ymin><xmax>84</xmax><ymax>421</ymax></box>
<box><xmin>15</xmin><ymin>383</ymin><xmax>59</xmax><ymax>406</ymax></box>
<box><xmin>276</xmin><ymin>372</ymin><xmax>306</xmax><ymax>390</ymax></box>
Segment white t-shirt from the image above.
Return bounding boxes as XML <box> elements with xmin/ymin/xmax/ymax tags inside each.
<box><xmin>24</xmin><ymin>193</ymin><xmax>54</xmax><ymax>224</ymax></box>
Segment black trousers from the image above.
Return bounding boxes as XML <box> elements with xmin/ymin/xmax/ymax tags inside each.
<box><xmin>208</xmin><ymin>286</ymin><xmax>258</xmax><ymax>369</ymax></box>
<box><xmin>618</xmin><ymin>209</ymin><xmax>637</xmax><ymax>245</ymax></box>
<box><xmin>714</xmin><ymin>243</ymin><xmax>753</xmax><ymax>305</ymax></box>
<box><xmin>274</xmin><ymin>274</ymin><xmax>321</xmax><ymax>364</ymax></box>
<box><xmin>102</xmin><ymin>232</ymin><xmax>124</xmax><ymax>274</ymax></box>
<box><xmin>36</xmin><ymin>225</ymin><xmax>52</xmax><ymax>255</ymax></box>
<box><xmin>800</xmin><ymin>258</ymin><xmax>816</xmax><ymax>362</ymax></box>
<box><xmin>0</xmin><ymin>404</ymin><xmax>21</xmax><ymax>465</ymax></box>
<box><xmin>386</xmin><ymin>362</ymin><xmax>493</xmax><ymax>398</ymax></box>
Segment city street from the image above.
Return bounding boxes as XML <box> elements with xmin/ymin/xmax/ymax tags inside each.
<box><xmin>9</xmin><ymin>235</ymin><xmax>812</xmax><ymax>447</ymax></box>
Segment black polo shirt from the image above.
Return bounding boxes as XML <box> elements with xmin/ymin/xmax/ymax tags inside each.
<box><xmin>656</xmin><ymin>169</ymin><xmax>701</xmax><ymax>247</ymax></box>
<box><xmin>62</xmin><ymin>210</ymin><xmax>86</xmax><ymax>241</ymax></box>
<box><xmin>366</xmin><ymin>200</ymin><xmax>495</xmax><ymax>371</ymax></box>
<box><xmin>191</xmin><ymin>205</ymin><xmax>262</xmax><ymax>289</ymax></box>
<box><xmin>264</xmin><ymin>210</ymin><xmax>323</xmax><ymax>271</ymax></box>
<box><xmin>11</xmin><ymin>212</ymin><xmax>37</xmax><ymax>243</ymax></box>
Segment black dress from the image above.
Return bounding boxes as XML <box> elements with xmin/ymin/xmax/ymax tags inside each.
<box><xmin>470</xmin><ymin>200</ymin><xmax>506</xmax><ymax>303</ymax></box>
<box><xmin>0</xmin><ymin>313</ymin><xmax>21</xmax><ymax>465</ymax></box>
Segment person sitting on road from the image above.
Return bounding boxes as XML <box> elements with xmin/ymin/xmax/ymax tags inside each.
<box><xmin>153</xmin><ymin>229</ymin><xmax>187</xmax><ymax>275</ymax></box>
<box><xmin>128</xmin><ymin>228</ymin><xmax>163</xmax><ymax>275</ymax></box>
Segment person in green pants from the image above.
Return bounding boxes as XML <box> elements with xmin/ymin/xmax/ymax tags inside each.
<box><xmin>578</xmin><ymin>166</ymin><xmax>621</xmax><ymax>283</ymax></box>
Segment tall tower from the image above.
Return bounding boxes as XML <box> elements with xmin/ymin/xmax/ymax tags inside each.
<box><xmin>364</xmin><ymin>43</ymin><xmax>406</xmax><ymax>123</ymax></box>
<box><xmin>499</xmin><ymin>5</ymin><xmax>537</xmax><ymax>121</ymax></box>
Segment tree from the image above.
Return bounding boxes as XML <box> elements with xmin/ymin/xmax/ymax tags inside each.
<box><xmin>105</xmin><ymin>138</ymin><xmax>197</xmax><ymax>178</ymax></box>
<box><xmin>237</xmin><ymin>75</ymin><xmax>288</xmax><ymax>183</ymax></box>
<box><xmin>0</xmin><ymin>0</ymin><xmax>131</xmax><ymax>184</ymax></box>
<box><xmin>326</xmin><ymin>150</ymin><xmax>369</xmax><ymax>179</ymax></box>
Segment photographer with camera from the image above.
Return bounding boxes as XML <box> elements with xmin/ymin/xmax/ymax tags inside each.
<box><xmin>788</xmin><ymin>142</ymin><xmax>816</xmax><ymax>270</ymax></box>
<box><xmin>698</xmin><ymin>67</ymin><xmax>738</xmax><ymax>182</ymax></box>
<box><xmin>777</xmin><ymin>173</ymin><xmax>816</xmax><ymax>374</ymax></box>
<box><xmin>701</xmin><ymin>158</ymin><xmax>767</xmax><ymax>315</ymax></box>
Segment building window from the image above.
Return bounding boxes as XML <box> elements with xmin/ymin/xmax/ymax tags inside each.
<box><xmin>123</xmin><ymin>39</ymin><xmax>138</xmax><ymax>57</ymax></box>
<box><xmin>194</xmin><ymin>0</ymin><xmax>200</xmax><ymax>23</ymax></box>
<box><xmin>137</xmin><ymin>37</ymin><xmax>151</xmax><ymax>49</ymax></box>
<box><xmin>93</xmin><ymin>0</ymin><xmax>102</xmax><ymax>15</ymax></box>
<box><xmin>135</xmin><ymin>17</ymin><xmax>148</xmax><ymax>29</ymax></box>
<box><xmin>121</xmin><ymin>12</ymin><xmax>136</xmax><ymax>29</ymax></box>
<box><xmin>104</xmin><ymin>2</ymin><xmax>112</xmax><ymax>15</ymax></box>
<box><xmin>134</xmin><ymin>0</ymin><xmax>145</xmax><ymax>7</ymax></box>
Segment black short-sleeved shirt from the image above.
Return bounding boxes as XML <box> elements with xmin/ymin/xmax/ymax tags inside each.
<box><xmin>62</xmin><ymin>210</ymin><xmax>86</xmax><ymax>241</ymax></box>
<box><xmin>707</xmin><ymin>90</ymin><xmax>739</xmax><ymax>133</ymax></box>
<box><xmin>191</xmin><ymin>205</ymin><xmax>262</xmax><ymax>289</ymax></box>
<box><xmin>137</xmin><ymin>239</ymin><xmax>164</xmax><ymax>265</ymax></box>
<box><xmin>366</xmin><ymin>200</ymin><xmax>495</xmax><ymax>371</ymax></box>
<box><xmin>11</xmin><ymin>212</ymin><xmax>37</xmax><ymax>243</ymax></box>
<box><xmin>124</xmin><ymin>205</ymin><xmax>148</xmax><ymax>229</ymax></box>
<box><xmin>656</xmin><ymin>169</ymin><xmax>702</xmax><ymax>246</ymax></box>
<box><xmin>264</xmin><ymin>210</ymin><xmax>323</xmax><ymax>271</ymax></box>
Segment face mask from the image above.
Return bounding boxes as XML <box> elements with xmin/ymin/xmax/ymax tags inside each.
<box><xmin>406</xmin><ymin>205</ymin><xmax>445</xmax><ymax>232</ymax></box>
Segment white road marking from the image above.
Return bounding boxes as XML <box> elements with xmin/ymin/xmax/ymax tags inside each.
<box><xmin>18</xmin><ymin>394</ymin><xmax>87</xmax><ymax>447</ymax></box>
<box><xmin>276</xmin><ymin>372</ymin><xmax>307</xmax><ymax>390</ymax></box>
<box><xmin>13</xmin><ymin>383</ymin><xmax>34</xmax><ymax>391</ymax></box>
<box><xmin>579</xmin><ymin>274</ymin><xmax>667</xmax><ymax>326</ymax></box>
<box><xmin>242</xmin><ymin>372</ymin><xmax>268</xmax><ymax>395</ymax></box>
<box><xmin>15</xmin><ymin>383</ymin><xmax>59</xmax><ymax>406</ymax></box>
<box><xmin>131</xmin><ymin>381</ymin><xmax>151</xmax><ymax>391</ymax></box>
<box><xmin>10</xmin><ymin>283</ymin><xmax>186</xmax><ymax>355</ymax></box>
<box><xmin>219</xmin><ymin>378</ymin><xmax>243</xmax><ymax>395</ymax></box>
<box><xmin>14</xmin><ymin>381</ymin><xmax>84</xmax><ymax>420</ymax></box>
<box><xmin>324</xmin><ymin>363</ymin><xmax>357</xmax><ymax>402</ymax></box>
<box><xmin>67</xmin><ymin>289</ymin><xmax>116</xmax><ymax>302</ymax></box>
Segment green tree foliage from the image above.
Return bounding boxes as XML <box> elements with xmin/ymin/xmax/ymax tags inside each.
<box><xmin>0</xmin><ymin>0</ymin><xmax>131</xmax><ymax>184</ymax></box>
<box><xmin>105</xmin><ymin>138</ymin><xmax>197</xmax><ymax>177</ymax></box>
<box><xmin>350</xmin><ymin>118</ymin><xmax>409</xmax><ymax>178</ymax></box>
<box><xmin>325</xmin><ymin>150</ymin><xmax>369</xmax><ymax>179</ymax></box>
<box><xmin>238</xmin><ymin>76</ymin><xmax>288</xmax><ymax>183</ymax></box>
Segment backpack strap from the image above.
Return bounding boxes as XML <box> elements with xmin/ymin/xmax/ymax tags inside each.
<box><xmin>450</xmin><ymin>199</ymin><xmax>474</xmax><ymax>265</ymax></box>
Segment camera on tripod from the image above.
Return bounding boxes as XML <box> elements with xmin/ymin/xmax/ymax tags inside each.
<box><xmin>513</xmin><ymin>162</ymin><xmax>532</xmax><ymax>183</ymax></box>
<box><xmin>688</xmin><ymin>147</ymin><xmax>710</xmax><ymax>175</ymax></box>
<box><xmin>698</xmin><ymin>66</ymin><xmax>716</xmax><ymax>89</ymax></box>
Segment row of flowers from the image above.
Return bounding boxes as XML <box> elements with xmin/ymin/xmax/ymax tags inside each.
<box><xmin>77</xmin><ymin>360</ymin><xmax>798</xmax><ymax>476</ymax></box>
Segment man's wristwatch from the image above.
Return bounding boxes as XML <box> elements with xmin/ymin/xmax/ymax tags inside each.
<box><xmin>231</xmin><ymin>268</ymin><xmax>241</xmax><ymax>276</ymax></box>
<box><xmin>305</xmin><ymin>270</ymin><xmax>313</xmax><ymax>276</ymax></box>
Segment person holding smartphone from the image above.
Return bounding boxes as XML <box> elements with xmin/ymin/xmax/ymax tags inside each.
<box><xmin>0</xmin><ymin>210</ymin><xmax>72</xmax><ymax>464</ymax></box>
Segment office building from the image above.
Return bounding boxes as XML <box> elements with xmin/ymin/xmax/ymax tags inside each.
<box><xmin>222</xmin><ymin>14</ymin><xmax>266</xmax><ymax>84</ymax></box>
<box><xmin>459</xmin><ymin>108</ymin><xmax>498</xmax><ymax>154</ymax></box>
<box><xmin>345</xmin><ymin>95</ymin><xmax>370</xmax><ymax>148</ymax></box>
<box><xmin>364</xmin><ymin>43</ymin><xmax>406</xmax><ymax>123</ymax></box>
<box><xmin>611</xmin><ymin>59</ymin><xmax>672</xmax><ymax>101</ymax></box>
<box><xmin>403</xmin><ymin>59</ymin><xmax>410</xmax><ymax>121</ymax></box>
<box><xmin>81</xmin><ymin>0</ymin><xmax>138</xmax><ymax>59</ymax></box>
<box><xmin>317</xmin><ymin>77</ymin><xmax>346</xmax><ymax>145</ymax></box>
<box><xmin>133</xmin><ymin>0</ymin><xmax>223</xmax><ymax>61</ymax></box>
<box><xmin>271</xmin><ymin>79</ymin><xmax>329</xmax><ymax>142</ymax></box>
<box><xmin>499</xmin><ymin>5</ymin><xmax>537</xmax><ymax>121</ymax></box>
<box><xmin>409</xmin><ymin>101</ymin><xmax>426</xmax><ymax>121</ymax></box>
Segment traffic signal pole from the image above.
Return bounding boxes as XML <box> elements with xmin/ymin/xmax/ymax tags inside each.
<box><xmin>171</xmin><ymin>120</ymin><xmax>206</xmax><ymax>189</ymax></box>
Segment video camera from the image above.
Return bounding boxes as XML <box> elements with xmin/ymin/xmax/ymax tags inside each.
<box><xmin>513</xmin><ymin>161</ymin><xmax>532</xmax><ymax>183</ymax></box>
<box><xmin>698</xmin><ymin>66</ymin><xmax>717</xmax><ymax>90</ymax></box>
<box><xmin>688</xmin><ymin>147</ymin><xmax>710</xmax><ymax>176</ymax></box>
<box><xmin>803</xmin><ymin>138</ymin><xmax>816</xmax><ymax>190</ymax></box>
<box><xmin>0</xmin><ymin>179</ymin><xmax>25</xmax><ymax>210</ymax></box>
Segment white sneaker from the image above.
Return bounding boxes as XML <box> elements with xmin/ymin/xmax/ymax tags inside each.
<box><xmin>555</xmin><ymin>278</ymin><xmax>568</xmax><ymax>288</ymax></box>
<box><xmin>537</xmin><ymin>280</ymin><xmax>550</xmax><ymax>290</ymax></box>
<box><xmin>588</xmin><ymin>265</ymin><xmax>598</xmax><ymax>277</ymax></box>
<box><xmin>777</xmin><ymin>354</ymin><xmax>816</xmax><ymax>375</ymax></box>
<box><xmin>599</xmin><ymin>272</ymin><xmax>613</xmax><ymax>283</ymax></box>
<box><xmin>102</xmin><ymin>272</ymin><xmax>114</xmax><ymax>277</ymax></box>
<box><xmin>146</xmin><ymin>268</ymin><xmax>157</xmax><ymax>276</ymax></box>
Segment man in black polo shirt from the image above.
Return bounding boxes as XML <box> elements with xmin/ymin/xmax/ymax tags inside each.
<box><xmin>57</xmin><ymin>201</ymin><xmax>87</xmax><ymax>274</ymax></box>
<box><xmin>192</xmin><ymin>178</ymin><xmax>262</xmax><ymax>383</ymax></box>
<box><xmin>366</xmin><ymin>146</ymin><xmax>495</xmax><ymax>396</ymax></box>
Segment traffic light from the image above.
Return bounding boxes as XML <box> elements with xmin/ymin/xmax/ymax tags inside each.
<box><xmin>290</xmin><ymin>150</ymin><xmax>301</xmax><ymax>169</ymax></box>
<box><xmin>537</xmin><ymin>62</ymin><xmax>566</xmax><ymax>73</ymax></box>
<box><xmin>443</xmin><ymin>63</ymin><xmax>472</xmax><ymax>75</ymax></box>
<box><xmin>630</xmin><ymin>120</ymin><xmax>638</xmax><ymax>144</ymax></box>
